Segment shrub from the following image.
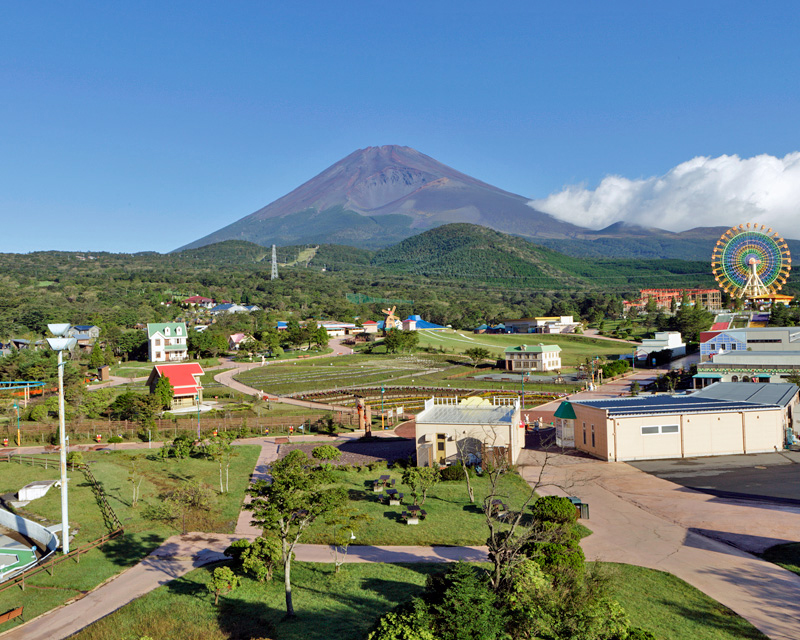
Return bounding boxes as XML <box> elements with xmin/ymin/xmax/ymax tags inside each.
<box><xmin>533</xmin><ymin>541</ymin><xmax>586</xmax><ymax>580</ymax></box>
<box><xmin>108</xmin><ymin>435</ymin><xmax>124</xmax><ymax>443</ymax></box>
<box><xmin>531</xmin><ymin>495</ymin><xmax>577</xmax><ymax>526</ymax></box>
<box><xmin>625</xmin><ymin>629</ymin><xmax>657</xmax><ymax>640</ymax></box>
<box><xmin>66</xmin><ymin>451</ymin><xmax>84</xmax><ymax>467</ymax></box>
<box><xmin>311</xmin><ymin>444</ymin><xmax>342</xmax><ymax>462</ymax></box>
<box><xmin>440</xmin><ymin>462</ymin><xmax>466</xmax><ymax>481</ymax></box>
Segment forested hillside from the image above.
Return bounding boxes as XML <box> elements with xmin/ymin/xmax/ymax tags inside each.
<box><xmin>0</xmin><ymin>222</ymin><xmax>771</xmax><ymax>338</ymax></box>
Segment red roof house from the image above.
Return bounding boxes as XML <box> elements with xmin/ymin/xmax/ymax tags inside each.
<box><xmin>146</xmin><ymin>362</ymin><xmax>205</xmax><ymax>409</ymax></box>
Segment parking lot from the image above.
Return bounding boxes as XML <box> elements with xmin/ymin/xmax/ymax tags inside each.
<box><xmin>630</xmin><ymin>451</ymin><xmax>800</xmax><ymax>505</ymax></box>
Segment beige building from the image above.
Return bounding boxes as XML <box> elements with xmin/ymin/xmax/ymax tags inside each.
<box><xmin>415</xmin><ymin>396</ymin><xmax>523</xmax><ymax>467</ymax></box>
<box><xmin>562</xmin><ymin>383</ymin><xmax>797</xmax><ymax>461</ymax></box>
<box><xmin>504</xmin><ymin>344</ymin><xmax>562</xmax><ymax>372</ymax></box>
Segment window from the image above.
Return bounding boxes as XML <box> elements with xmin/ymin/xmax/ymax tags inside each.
<box><xmin>641</xmin><ymin>425</ymin><xmax>679</xmax><ymax>435</ymax></box>
<box><xmin>164</xmin><ymin>327</ymin><xmax>170</xmax><ymax>336</ymax></box>
<box><xmin>177</xmin><ymin>326</ymin><xmax>183</xmax><ymax>335</ymax></box>
<box><xmin>591</xmin><ymin>425</ymin><xmax>595</xmax><ymax>447</ymax></box>
<box><xmin>582</xmin><ymin>423</ymin><xmax>586</xmax><ymax>445</ymax></box>
<box><xmin>437</xmin><ymin>434</ymin><xmax>446</xmax><ymax>452</ymax></box>
<box><xmin>155</xmin><ymin>339</ymin><xmax>161</xmax><ymax>346</ymax></box>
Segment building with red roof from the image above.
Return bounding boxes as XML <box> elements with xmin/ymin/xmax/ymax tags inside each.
<box><xmin>146</xmin><ymin>362</ymin><xmax>205</xmax><ymax>409</ymax></box>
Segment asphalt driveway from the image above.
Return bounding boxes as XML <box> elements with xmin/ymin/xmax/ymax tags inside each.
<box><xmin>630</xmin><ymin>451</ymin><xmax>800</xmax><ymax>505</ymax></box>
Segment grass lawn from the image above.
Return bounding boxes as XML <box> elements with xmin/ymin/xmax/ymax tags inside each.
<box><xmin>416</xmin><ymin>329</ymin><xmax>631</xmax><ymax>367</ymax></box>
<box><xmin>0</xmin><ymin>445</ymin><xmax>259</xmax><ymax>630</ymax></box>
<box><xmin>69</xmin><ymin>561</ymin><xmax>768</xmax><ymax>640</ymax></box>
<box><xmin>299</xmin><ymin>468</ymin><xmax>535</xmax><ymax>546</ymax></box>
<box><xmin>607</xmin><ymin>562</ymin><xmax>768</xmax><ymax>639</ymax></box>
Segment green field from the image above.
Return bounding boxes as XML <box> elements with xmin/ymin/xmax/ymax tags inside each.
<box><xmin>416</xmin><ymin>329</ymin><xmax>631</xmax><ymax>366</ymax></box>
<box><xmin>236</xmin><ymin>354</ymin><xmax>456</xmax><ymax>395</ymax></box>
<box><xmin>69</xmin><ymin>561</ymin><xmax>768</xmax><ymax>640</ymax></box>
<box><xmin>0</xmin><ymin>446</ymin><xmax>259</xmax><ymax>628</ymax></box>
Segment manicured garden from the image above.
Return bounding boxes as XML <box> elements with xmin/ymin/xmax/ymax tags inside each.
<box><xmin>299</xmin><ymin>464</ymin><xmax>535</xmax><ymax>546</ymax></box>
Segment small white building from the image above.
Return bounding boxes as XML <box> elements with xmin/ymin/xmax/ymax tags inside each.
<box><xmin>415</xmin><ymin>396</ymin><xmax>523</xmax><ymax>467</ymax></box>
<box><xmin>636</xmin><ymin>331</ymin><xmax>686</xmax><ymax>360</ymax></box>
<box><xmin>504</xmin><ymin>316</ymin><xmax>580</xmax><ymax>334</ymax></box>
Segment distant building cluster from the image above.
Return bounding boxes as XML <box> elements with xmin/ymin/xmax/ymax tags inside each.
<box><xmin>624</xmin><ymin>288</ymin><xmax>722</xmax><ymax>313</ymax></box>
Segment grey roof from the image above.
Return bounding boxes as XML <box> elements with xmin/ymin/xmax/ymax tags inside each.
<box><xmin>707</xmin><ymin>351</ymin><xmax>800</xmax><ymax>365</ymax></box>
<box><xmin>416</xmin><ymin>404</ymin><xmax>516</xmax><ymax>425</ymax></box>
<box><xmin>572</xmin><ymin>395</ymin><xmax>781</xmax><ymax>418</ymax></box>
<box><xmin>690</xmin><ymin>382</ymin><xmax>798</xmax><ymax>408</ymax></box>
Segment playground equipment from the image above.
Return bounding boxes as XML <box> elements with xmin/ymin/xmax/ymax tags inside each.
<box><xmin>712</xmin><ymin>223</ymin><xmax>791</xmax><ymax>300</ymax></box>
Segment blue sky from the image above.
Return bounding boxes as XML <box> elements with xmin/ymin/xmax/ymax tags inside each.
<box><xmin>2</xmin><ymin>2</ymin><xmax>799</xmax><ymax>252</ymax></box>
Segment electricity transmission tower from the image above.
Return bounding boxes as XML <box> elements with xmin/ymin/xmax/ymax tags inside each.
<box><xmin>271</xmin><ymin>244</ymin><xmax>278</xmax><ymax>280</ymax></box>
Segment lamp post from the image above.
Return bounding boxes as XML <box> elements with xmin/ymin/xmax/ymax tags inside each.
<box><xmin>381</xmin><ymin>385</ymin><xmax>385</xmax><ymax>430</ymax></box>
<box><xmin>46</xmin><ymin>323</ymin><xmax>77</xmax><ymax>555</ymax></box>
<box><xmin>196</xmin><ymin>394</ymin><xmax>201</xmax><ymax>440</ymax></box>
<box><xmin>12</xmin><ymin>403</ymin><xmax>19</xmax><ymax>447</ymax></box>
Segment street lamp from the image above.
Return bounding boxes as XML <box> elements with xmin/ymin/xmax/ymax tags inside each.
<box><xmin>46</xmin><ymin>323</ymin><xmax>77</xmax><ymax>555</ymax></box>
<box><xmin>12</xmin><ymin>403</ymin><xmax>19</xmax><ymax>447</ymax></box>
<box><xmin>196</xmin><ymin>394</ymin><xmax>201</xmax><ymax>440</ymax></box>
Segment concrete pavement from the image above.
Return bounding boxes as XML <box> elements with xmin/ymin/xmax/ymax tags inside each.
<box><xmin>520</xmin><ymin>449</ymin><xmax>800</xmax><ymax>640</ymax></box>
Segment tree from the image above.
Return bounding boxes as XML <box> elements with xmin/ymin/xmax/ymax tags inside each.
<box><xmin>224</xmin><ymin>536</ymin><xmax>282</xmax><ymax>582</ymax></box>
<box><xmin>147</xmin><ymin>479</ymin><xmax>213</xmax><ymax>534</ymax></box>
<box><xmin>207</xmin><ymin>566</ymin><xmax>240</xmax><ymax>605</ymax></box>
<box><xmin>402</xmin><ymin>467</ymin><xmax>440</xmax><ymax>506</ymax></box>
<box><xmin>464</xmin><ymin>347</ymin><xmax>491</xmax><ymax>368</ymax></box>
<box><xmin>246</xmin><ymin>450</ymin><xmax>347</xmax><ymax>617</ymax></box>
<box><xmin>152</xmin><ymin>375</ymin><xmax>174</xmax><ymax>410</ymax></box>
<box><xmin>89</xmin><ymin>344</ymin><xmax>104</xmax><ymax>369</ymax></box>
<box><xmin>324</xmin><ymin>507</ymin><xmax>372</xmax><ymax>573</ymax></box>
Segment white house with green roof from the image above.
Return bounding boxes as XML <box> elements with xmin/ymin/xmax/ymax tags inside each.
<box><xmin>147</xmin><ymin>322</ymin><xmax>188</xmax><ymax>363</ymax></box>
<box><xmin>504</xmin><ymin>343</ymin><xmax>562</xmax><ymax>372</ymax></box>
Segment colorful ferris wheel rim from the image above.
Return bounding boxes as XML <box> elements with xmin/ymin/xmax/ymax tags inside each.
<box><xmin>711</xmin><ymin>223</ymin><xmax>791</xmax><ymax>295</ymax></box>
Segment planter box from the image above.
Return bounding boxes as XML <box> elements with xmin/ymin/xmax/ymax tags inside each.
<box><xmin>389</xmin><ymin>499</ymin><xmax>401</xmax><ymax>506</ymax></box>
<box><xmin>406</xmin><ymin>517</ymin><xmax>419</xmax><ymax>525</ymax></box>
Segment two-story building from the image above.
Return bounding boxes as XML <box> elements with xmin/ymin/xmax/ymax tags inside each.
<box><xmin>147</xmin><ymin>323</ymin><xmax>189</xmax><ymax>362</ymax></box>
<box><xmin>68</xmin><ymin>325</ymin><xmax>101</xmax><ymax>352</ymax></box>
<box><xmin>504</xmin><ymin>344</ymin><xmax>562</xmax><ymax>372</ymax></box>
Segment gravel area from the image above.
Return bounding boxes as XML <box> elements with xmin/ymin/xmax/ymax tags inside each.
<box><xmin>278</xmin><ymin>438</ymin><xmax>415</xmax><ymax>466</ymax></box>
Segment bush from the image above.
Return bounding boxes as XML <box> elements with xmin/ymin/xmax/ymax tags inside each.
<box><xmin>440</xmin><ymin>462</ymin><xmax>466</xmax><ymax>481</ymax></box>
<box><xmin>108</xmin><ymin>436</ymin><xmax>124</xmax><ymax>443</ymax></box>
<box><xmin>624</xmin><ymin>629</ymin><xmax>657</xmax><ymax>640</ymax></box>
<box><xmin>66</xmin><ymin>451</ymin><xmax>84</xmax><ymax>467</ymax></box>
<box><xmin>533</xmin><ymin>541</ymin><xmax>586</xmax><ymax>580</ymax></box>
<box><xmin>311</xmin><ymin>444</ymin><xmax>342</xmax><ymax>462</ymax></box>
<box><xmin>531</xmin><ymin>495</ymin><xmax>577</xmax><ymax>526</ymax></box>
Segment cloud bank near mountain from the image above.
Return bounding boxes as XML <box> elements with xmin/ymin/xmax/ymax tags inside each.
<box><xmin>530</xmin><ymin>153</ymin><xmax>800</xmax><ymax>233</ymax></box>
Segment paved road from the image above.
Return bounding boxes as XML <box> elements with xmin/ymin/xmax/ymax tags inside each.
<box><xmin>520</xmin><ymin>449</ymin><xmax>800</xmax><ymax>640</ymax></box>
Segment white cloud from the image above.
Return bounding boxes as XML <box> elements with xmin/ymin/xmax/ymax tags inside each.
<box><xmin>529</xmin><ymin>153</ymin><xmax>800</xmax><ymax>233</ymax></box>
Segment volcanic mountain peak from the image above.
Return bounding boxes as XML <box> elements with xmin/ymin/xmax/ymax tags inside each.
<box><xmin>177</xmin><ymin>145</ymin><xmax>586</xmax><ymax>251</ymax></box>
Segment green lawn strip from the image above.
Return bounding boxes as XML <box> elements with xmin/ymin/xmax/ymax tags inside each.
<box><xmin>70</xmin><ymin>561</ymin><xmax>446</xmax><ymax>640</ymax></box>
<box><xmin>297</xmin><ymin>469</ymin><xmax>534</xmax><ymax>546</ymax></box>
<box><xmin>760</xmin><ymin>542</ymin><xmax>800</xmax><ymax>575</ymax></box>
<box><xmin>417</xmin><ymin>329</ymin><xmax>629</xmax><ymax>366</ymax></box>
<box><xmin>69</xmin><ymin>561</ymin><xmax>767</xmax><ymax>640</ymax></box>
<box><xmin>606</xmin><ymin>562</ymin><xmax>768</xmax><ymax>640</ymax></box>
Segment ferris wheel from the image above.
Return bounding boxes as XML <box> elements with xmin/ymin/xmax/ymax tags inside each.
<box><xmin>711</xmin><ymin>223</ymin><xmax>791</xmax><ymax>299</ymax></box>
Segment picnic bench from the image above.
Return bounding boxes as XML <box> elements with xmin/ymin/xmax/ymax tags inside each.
<box><xmin>382</xmin><ymin>488</ymin><xmax>404</xmax><ymax>506</ymax></box>
<box><xmin>401</xmin><ymin>505</ymin><xmax>427</xmax><ymax>525</ymax></box>
<box><xmin>372</xmin><ymin>475</ymin><xmax>394</xmax><ymax>492</ymax></box>
<box><xmin>0</xmin><ymin>607</ymin><xmax>23</xmax><ymax>625</ymax></box>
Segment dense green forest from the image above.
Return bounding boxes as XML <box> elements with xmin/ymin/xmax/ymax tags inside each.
<box><xmin>0</xmin><ymin>223</ymin><xmax>778</xmax><ymax>340</ymax></box>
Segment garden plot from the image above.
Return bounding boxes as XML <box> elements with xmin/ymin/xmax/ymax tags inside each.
<box><xmin>236</xmin><ymin>356</ymin><xmax>451</xmax><ymax>396</ymax></box>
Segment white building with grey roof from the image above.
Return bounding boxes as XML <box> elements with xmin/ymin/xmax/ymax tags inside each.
<box><xmin>414</xmin><ymin>396</ymin><xmax>523</xmax><ymax>468</ymax></box>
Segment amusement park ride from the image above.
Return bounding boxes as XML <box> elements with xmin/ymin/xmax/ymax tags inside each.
<box><xmin>712</xmin><ymin>223</ymin><xmax>792</xmax><ymax>304</ymax></box>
